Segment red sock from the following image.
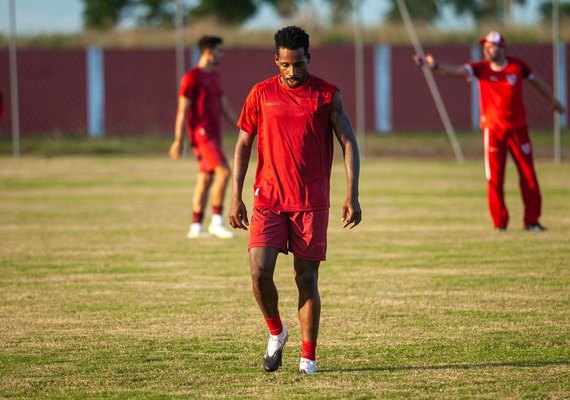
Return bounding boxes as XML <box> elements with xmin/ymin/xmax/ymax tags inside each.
<box><xmin>192</xmin><ymin>212</ymin><xmax>203</xmax><ymax>224</ymax></box>
<box><xmin>302</xmin><ymin>341</ymin><xmax>317</xmax><ymax>360</ymax></box>
<box><xmin>212</xmin><ymin>205</ymin><xmax>223</xmax><ymax>215</ymax></box>
<box><xmin>264</xmin><ymin>315</ymin><xmax>283</xmax><ymax>335</ymax></box>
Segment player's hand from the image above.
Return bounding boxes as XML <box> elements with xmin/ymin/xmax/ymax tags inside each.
<box><xmin>229</xmin><ymin>199</ymin><xmax>249</xmax><ymax>230</ymax></box>
<box><xmin>341</xmin><ymin>198</ymin><xmax>362</xmax><ymax>229</ymax></box>
<box><xmin>413</xmin><ymin>54</ymin><xmax>438</xmax><ymax>70</ymax></box>
<box><xmin>413</xmin><ymin>54</ymin><xmax>424</xmax><ymax>67</ymax></box>
<box><xmin>169</xmin><ymin>141</ymin><xmax>182</xmax><ymax>160</ymax></box>
<box><xmin>552</xmin><ymin>98</ymin><xmax>566</xmax><ymax>114</ymax></box>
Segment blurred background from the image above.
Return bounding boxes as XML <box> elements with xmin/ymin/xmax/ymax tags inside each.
<box><xmin>0</xmin><ymin>0</ymin><xmax>568</xmax><ymax>158</ymax></box>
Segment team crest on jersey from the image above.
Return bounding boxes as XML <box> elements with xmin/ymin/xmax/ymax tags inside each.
<box><xmin>506</xmin><ymin>74</ymin><xmax>517</xmax><ymax>86</ymax></box>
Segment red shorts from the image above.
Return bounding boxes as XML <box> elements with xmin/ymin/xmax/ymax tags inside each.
<box><xmin>248</xmin><ymin>208</ymin><xmax>329</xmax><ymax>261</ymax></box>
<box><xmin>192</xmin><ymin>139</ymin><xmax>227</xmax><ymax>173</ymax></box>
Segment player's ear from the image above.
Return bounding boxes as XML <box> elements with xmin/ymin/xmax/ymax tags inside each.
<box><xmin>307</xmin><ymin>53</ymin><xmax>311</xmax><ymax>64</ymax></box>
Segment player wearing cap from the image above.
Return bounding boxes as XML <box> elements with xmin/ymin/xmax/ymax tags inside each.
<box><xmin>169</xmin><ymin>36</ymin><xmax>238</xmax><ymax>239</ymax></box>
<box><xmin>229</xmin><ymin>26</ymin><xmax>361</xmax><ymax>374</ymax></box>
<box><xmin>414</xmin><ymin>31</ymin><xmax>566</xmax><ymax>231</ymax></box>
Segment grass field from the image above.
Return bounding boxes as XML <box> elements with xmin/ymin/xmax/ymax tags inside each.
<box><xmin>1</xmin><ymin>152</ymin><xmax>569</xmax><ymax>398</ymax></box>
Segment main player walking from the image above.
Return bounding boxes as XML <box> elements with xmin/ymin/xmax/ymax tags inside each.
<box><xmin>415</xmin><ymin>31</ymin><xmax>566</xmax><ymax>231</ymax></box>
<box><xmin>229</xmin><ymin>26</ymin><xmax>362</xmax><ymax>374</ymax></box>
<box><xmin>169</xmin><ymin>36</ymin><xmax>237</xmax><ymax>239</ymax></box>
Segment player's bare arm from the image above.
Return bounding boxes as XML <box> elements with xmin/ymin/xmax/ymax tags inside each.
<box><xmin>169</xmin><ymin>96</ymin><xmax>191</xmax><ymax>160</ymax></box>
<box><xmin>526</xmin><ymin>76</ymin><xmax>567</xmax><ymax>114</ymax></box>
<box><xmin>330</xmin><ymin>91</ymin><xmax>362</xmax><ymax>229</ymax></box>
<box><xmin>413</xmin><ymin>53</ymin><xmax>470</xmax><ymax>79</ymax></box>
<box><xmin>229</xmin><ymin>130</ymin><xmax>255</xmax><ymax>230</ymax></box>
<box><xmin>221</xmin><ymin>95</ymin><xmax>239</xmax><ymax>126</ymax></box>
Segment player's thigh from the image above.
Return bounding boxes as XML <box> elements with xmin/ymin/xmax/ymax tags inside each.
<box><xmin>289</xmin><ymin>209</ymin><xmax>329</xmax><ymax>262</ymax></box>
<box><xmin>198</xmin><ymin>141</ymin><xmax>227</xmax><ymax>172</ymax></box>
<box><xmin>248</xmin><ymin>208</ymin><xmax>290</xmax><ymax>255</ymax></box>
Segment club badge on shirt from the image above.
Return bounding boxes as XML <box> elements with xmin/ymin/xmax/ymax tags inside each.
<box><xmin>506</xmin><ymin>74</ymin><xmax>517</xmax><ymax>86</ymax></box>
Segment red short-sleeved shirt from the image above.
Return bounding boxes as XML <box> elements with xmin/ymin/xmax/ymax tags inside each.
<box><xmin>179</xmin><ymin>67</ymin><xmax>223</xmax><ymax>146</ymax></box>
<box><xmin>238</xmin><ymin>74</ymin><xmax>338</xmax><ymax>211</ymax></box>
<box><xmin>466</xmin><ymin>57</ymin><xmax>532</xmax><ymax>131</ymax></box>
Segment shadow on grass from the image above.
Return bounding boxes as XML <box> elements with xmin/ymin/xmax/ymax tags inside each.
<box><xmin>320</xmin><ymin>360</ymin><xmax>569</xmax><ymax>373</ymax></box>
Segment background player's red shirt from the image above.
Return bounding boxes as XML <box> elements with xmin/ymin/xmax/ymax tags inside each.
<box><xmin>179</xmin><ymin>67</ymin><xmax>223</xmax><ymax>146</ymax></box>
<box><xmin>467</xmin><ymin>57</ymin><xmax>532</xmax><ymax>131</ymax></box>
<box><xmin>238</xmin><ymin>74</ymin><xmax>338</xmax><ymax>211</ymax></box>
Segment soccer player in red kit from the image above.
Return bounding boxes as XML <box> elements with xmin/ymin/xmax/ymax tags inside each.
<box><xmin>229</xmin><ymin>26</ymin><xmax>361</xmax><ymax>374</ymax></box>
<box><xmin>415</xmin><ymin>31</ymin><xmax>566</xmax><ymax>231</ymax></box>
<box><xmin>169</xmin><ymin>36</ymin><xmax>238</xmax><ymax>239</ymax></box>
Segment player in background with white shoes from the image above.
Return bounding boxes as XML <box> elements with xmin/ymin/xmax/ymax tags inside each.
<box><xmin>229</xmin><ymin>26</ymin><xmax>361</xmax><ymax>374</ymax></box>
<box><xmin>169</xmin><ymin>36</ymin><xmax>238</xmax><ymax>239</ymax></box>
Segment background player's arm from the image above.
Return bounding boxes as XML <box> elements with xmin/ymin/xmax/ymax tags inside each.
<box><xmin>330</xmin><ymin>91</ymin><xmax>362</xmax><ymax>229</ymax></box>
<box><xmin>526</xmin><ymin>75</ymin><xmax>566</xmax><ymax>114</ymax></box>
<box><xmin>229</xmin><ymin>130</ymin><xmax>255</xmax><ymax>230</ymax></box>
<box><xmin>221</xmin><ymin>95</ymin><xmax>238</xmax><ymax>126</ymax></box>
<box><xmin>169</xmin><ymin>95</ymin><xmax>191</xmax><ymax>160</ymax></box>
<box><xmin>414</xmin><ymin>53</ymin><xmax>470</xmax><ymax>79</ymax></box>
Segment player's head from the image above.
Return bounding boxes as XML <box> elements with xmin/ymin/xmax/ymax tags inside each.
<box><xmin>479</xmin><ymin>31</ymin><xmax>506</xmax><ymax>63</ymax></box>
<box><xmin>274</xmin><ymin>26</ymin><xmax>311</xmax><ymax>88</ymax></box>
<box><xmin>198</xmin><ymin>36</ymin><xmax>224</xmax><ymax>65</ymax></box>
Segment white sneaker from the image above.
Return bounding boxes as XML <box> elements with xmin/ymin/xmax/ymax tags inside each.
<box><xmin>208</xmin><ymin>223</ymin><xmax>235</xmax><ymax>239</ymax></box>
<box><xmin>263</xmin><ymin>325</ymin><xmax>288</xmax><ymax>372</ymax></box>
<box><xmin>299</xmin><ymin>357</ymin><xmax>317</xmax><ymax>374</ymax></box>
<box><xmin>187</xmin><ymin>223</ymin><xmax>209</xmax><ymax>239</ymax></box>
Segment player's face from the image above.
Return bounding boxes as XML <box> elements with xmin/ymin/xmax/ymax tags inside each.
<box><xmin>209</xmin><ymin>44</ymin><xmax>224</xmax><ymax>65</ymax></box>
<box><xmin>275</xmin><ymin>47</ymin><xmax>310</xmax><ymax>88</ymax></box>
<box><xmin>482</xmin><ymin>42</ymin><xmax>504</xmax><ymax>63</ymax></box>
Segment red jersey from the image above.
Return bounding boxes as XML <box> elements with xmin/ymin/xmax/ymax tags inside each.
<box><xmin>179</xmin><ymin>67</ymin><xmax>223</xmax><ymax>145</ymax></box>
<box><xmin>238</xmin><ymin>74</ymin><xmax>338</xmax><ymax>211</ymax></box>
<box><xmin>467</xmin><ymin>57</ymin><xmax>532</xmax><ymax>131</ymax></box>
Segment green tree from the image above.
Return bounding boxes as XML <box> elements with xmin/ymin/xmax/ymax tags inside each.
<box><xmin>539</xmin><ymin>1</ymin><xmax>570</xmax><ymax>21</ymax></box>
<box><xmin>385</xmin><ymin>0</ymin><xmax>440</xmax><ymax>22</ymax></box>
<box><xmin>442</xmin><ymin>0</ymin><xmax>526</xmax><ymax>22</ymax></box>
<box><xmin>325</xmin><ymin>0</ymin><xmax>353</xmax><ymax>25</ymax></box>
<box><xmin>81</xmin><ymin>0</ymin><xmax>130</xmax><ymax>29</ymax></box>
<box><xmin>189</xmin><ymin>0</ymin><xmax>258</xmax><ymax>25</ymax></box>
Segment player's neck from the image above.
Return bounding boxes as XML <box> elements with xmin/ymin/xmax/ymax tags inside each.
<box><xmin>490</xmin><ymin>58</ymin><xmax>507</xmax><ymax>71</ymax></box>
<box><xmin>197</xmin><ymin>57</ymin><xmax>215</xmax><ymax>72</ymax></box>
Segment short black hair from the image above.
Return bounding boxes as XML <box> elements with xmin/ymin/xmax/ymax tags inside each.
<box><xmin>274</xmin><ymin>26</ymin><xmax>309</xmax><ymax>56</ymax></box>
<box><xmin>198</xmin><ymin>36</ymin><xmax>223</xmax><ymax>53</ymax></box>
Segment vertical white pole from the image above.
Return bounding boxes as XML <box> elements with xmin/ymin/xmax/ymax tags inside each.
<box><xmin>353</xmin><ymin>0</ymin><xmax>366</xmax><ymax>159</ymax></box>
<box><xmin>175</xmin><ymin>0</ymin><xmax>188</xmax><ymax>156</ymax></box>
<box><xmin>553</xmin><ymin>0</ymin><xmax>561</xmax><ymax>165</ymax></box>
<box><xmin>8</xmin><ymin>0</ymin><xmax>20</xmax><ymax>158</ymax></box>
<box><xmin>175</xmin><ymin>0</ymin><xmax>185</xmax><ymax>83</ymax></box>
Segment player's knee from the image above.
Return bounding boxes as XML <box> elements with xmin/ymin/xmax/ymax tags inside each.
<box><xmin>251</xmin><ymin>265</ymin><xmax>273</xmax><ymax>288</ymax></box>
<box><xmin>295</xmin><ymin>269</ymin><xmax>318</xmax><ymax>291</ymax></box>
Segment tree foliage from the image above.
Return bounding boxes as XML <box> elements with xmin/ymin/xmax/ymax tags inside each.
<box><xmin>539</xmin><ymin>1</ymin><xmax>570</xmax><ymax>21</ymax></box>
<box><xmin>385</xmin><ymin>0</ymin><xmax>440</xmax><ymax>22</ymax></box>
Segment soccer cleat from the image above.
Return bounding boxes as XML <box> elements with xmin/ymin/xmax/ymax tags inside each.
<box><xmin>525</xmin><ymin>222</ymin><xmax>546</xmax><ymax>231</ymax></box>
<box><xmin>208</xmin><ymin>223</ymin><xmax>235</xmax><ymax>239</ymax></box>
<box><xmin>263</xmin><ymin>326</ymin><xmax>288</xmax><ymax>372</ymax></box>
<box><xmin>187</xmin><ymin>223</ymin><xmax>209</xmax><ymax>239</ymax></box>
<box><xmin>494</xmin><ymin>226</ymin><xmax>507</xmax><ymax>232</ymax></box>
<box><xmin>299</xmin><ymin>357</ymin><xmax>317</xmax><ymax>374</ymax></box>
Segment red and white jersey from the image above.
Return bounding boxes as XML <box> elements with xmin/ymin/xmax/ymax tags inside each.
<box><xmin>466</xmin><ymin>57</ymin><xmax>533</xmax><ymax>131</ymax></box>
<box><xmin>179</xmin><ymin>67</ymin><xmax>223</xmax><ymax>145</ymax></box>
<box><xmin>238</xmin><ymin>74</ymin><xmax>338</xmax><ymax>211</ymax></box>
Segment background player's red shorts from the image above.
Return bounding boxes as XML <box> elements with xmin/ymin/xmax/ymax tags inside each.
<box><xmin>248</xmin><ymin>208</ymin><xmax>329</xmax><ymax>261</ymax></box>
<box><xmin>192</xmin><ymin>139</ymin><xmax>227</xmax><ymax>173</ymax></box>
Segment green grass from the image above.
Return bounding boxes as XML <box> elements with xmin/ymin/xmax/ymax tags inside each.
<box><xmin>0</xmin><ymin>155</ymin><xmax>569</xmax><ymax>399</ymax></box>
